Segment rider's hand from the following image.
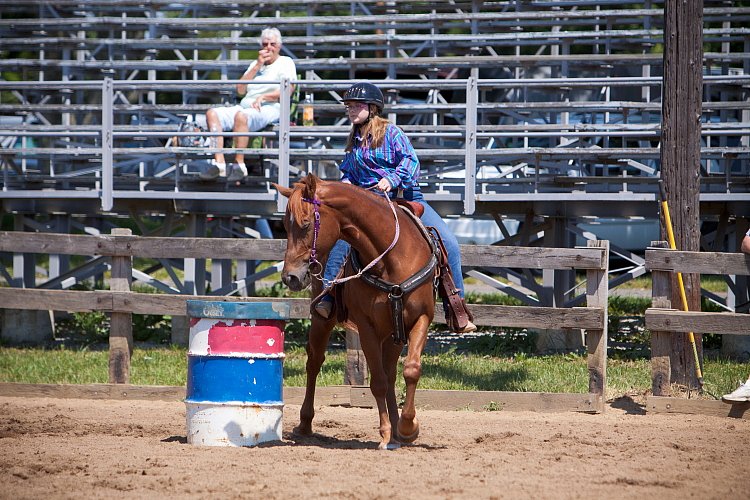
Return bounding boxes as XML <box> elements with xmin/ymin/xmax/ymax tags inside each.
<box><xmin>377</xmin><ymin>178</ymin><xmax>392</xmax><ymax>192</ymax></box>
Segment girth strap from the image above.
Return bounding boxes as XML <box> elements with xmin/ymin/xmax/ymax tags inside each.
<box><xmin>350</xmin><ymin>207</ymin><xmax>438</xmax><ymax>344</ymax></box>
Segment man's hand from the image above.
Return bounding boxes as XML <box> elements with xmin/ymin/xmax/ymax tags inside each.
<box><xmin>258</xmin><ymin>49</ymin><xmax>271</xmax><ymax>66</ymax></box>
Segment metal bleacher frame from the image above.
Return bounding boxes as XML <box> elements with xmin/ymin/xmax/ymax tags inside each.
<box><xmin>1</xmin><ymin>0</ymin><xmax>749</xmax><ymax>311</ymax></box>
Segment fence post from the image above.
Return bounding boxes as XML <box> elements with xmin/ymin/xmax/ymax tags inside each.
<box><xmin>109</xmin><ymin>228</ymin><xmax>133</xmax><ymax>384</ymax></box>
<box><xmin>650</xmin><ymin>241</ymin><xmax>672</xmax><ymax>396</ymax></box>
<box><xmin>586</xmin><ymin>240</ymin><xmax>609</xmax><ymax>409</ymax></box>
<box><xmin>345</xmin><ymin>326</ymin><xmax>369</xmax><ymax>386</ymax></box>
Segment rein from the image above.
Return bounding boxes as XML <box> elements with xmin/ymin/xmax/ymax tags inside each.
<box><xmin>302</xmin><ymin>187</ymin><xmax>400</xmax><ymax>288</ymax></box>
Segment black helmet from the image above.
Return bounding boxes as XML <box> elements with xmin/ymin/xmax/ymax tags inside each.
<box><xmin>342</xmin><ymin>82</ymin><xmax>384</xmax><ymax>111</ymax></box>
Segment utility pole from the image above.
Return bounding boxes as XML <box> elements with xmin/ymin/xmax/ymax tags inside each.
<box><xmin>660</xmin><ymin>0</ymin><xmax>703</xmax><ymax>388</ymax></box>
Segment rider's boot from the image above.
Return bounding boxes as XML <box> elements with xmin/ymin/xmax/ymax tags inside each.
<box><xmin>314</xmin><ymin>294</ymin><xmax>334</xmax><ymax>319</ymax></box>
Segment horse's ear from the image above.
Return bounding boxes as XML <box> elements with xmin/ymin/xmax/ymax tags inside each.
<box><xmin>271</xmin><ymin>182</ymin><xmax>293</xmax><ymax>199</ymax></box>
<box><xmin>301</xmin><ymin>174</ymin><xmax>318</xmax><ymax>200</ymax></box>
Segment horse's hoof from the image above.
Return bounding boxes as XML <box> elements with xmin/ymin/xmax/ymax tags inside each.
<box><xmin>293</xmin><ymin>424</ymin><xmax>313</xmax><ymax>436</ymax></box>
<box><xmin>397</xmin><ymin>418</ymin><xmax>420</xmax><ymax>444</ymax></box>
<box><xmin>378</xmin><ymin>441</ymin><xmax>401</xmax><ymax>451</ymax></box>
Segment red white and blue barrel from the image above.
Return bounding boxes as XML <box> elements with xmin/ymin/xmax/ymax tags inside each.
<box><xmin>185</xmin><ymin>300</ymin><xmax>289</xmax><ymax>447</ymax></box>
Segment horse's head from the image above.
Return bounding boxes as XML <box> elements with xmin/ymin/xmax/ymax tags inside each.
<box><xmin>273</xmin><ymin>175</ymin><xmax>341</xmax><ymax>291</ymax></box>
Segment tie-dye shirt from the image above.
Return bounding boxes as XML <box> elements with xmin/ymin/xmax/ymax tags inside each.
<box><xmin>339</xmin><ymin>123</ymin><xmax>420</xmax><ymax>191</ymax></box>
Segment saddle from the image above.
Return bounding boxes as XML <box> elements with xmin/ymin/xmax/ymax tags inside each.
<box><xmin>395</xmin><ymin>200</ymin><xmax>474</xmax><ymax>333</ymax></box>
<box><xmin>393</xmin><ymin>199</ymin><xmax>424</xmax><ymax>218</ymax></box>
<box><xmin>427</xmin><ymin>228</ymin><xmax>475</xmax><ymax>333</ymax></box>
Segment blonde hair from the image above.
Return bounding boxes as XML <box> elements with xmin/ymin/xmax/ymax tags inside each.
<box><xmin>345</xmin><ymin>105</ymin><xmax>390</xmax><ymax>151</ymax></box>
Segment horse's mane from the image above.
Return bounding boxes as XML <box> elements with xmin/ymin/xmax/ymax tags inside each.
<box><xmin>287</xmin><ymin>180</ymin><xmax>313</xmax><ymax>228</ymax></box>
<box><xmin>288</xmin><ymin>178</ymin><xmax>387</xmax><ymax>228</ymax></box>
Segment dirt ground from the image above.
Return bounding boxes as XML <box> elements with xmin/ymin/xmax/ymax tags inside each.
<box><xmin>1</xmin><ymin>396</ymin><xmax>748</xmax><ymax>499</ymax></box>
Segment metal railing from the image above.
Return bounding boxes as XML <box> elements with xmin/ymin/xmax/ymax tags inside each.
<box><xmin>1</xmin><ymin>75</ymin><xmax>749</xmax><ymax>216</ymax></box>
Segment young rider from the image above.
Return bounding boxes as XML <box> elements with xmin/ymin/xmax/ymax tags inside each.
<box><xmin>315</xmin><ymin>82</ymin><xmax>476</xmax><ymax>334</ymax></box>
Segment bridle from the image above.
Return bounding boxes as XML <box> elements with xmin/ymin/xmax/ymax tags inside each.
<box><xmin>301</xmin><ymin>188</ymin><xmax>400</xmax><ymax>288</ymax></box>
<box><xmin>300</xmin><ymin>196</ymin><xmax>324</xmax><ymax>278</ymax></box>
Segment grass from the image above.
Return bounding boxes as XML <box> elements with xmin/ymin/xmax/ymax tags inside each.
<box><xmin>1</xmin><ymin>344</ymin><xmax>747</xmax><ymax>402</ymax></box>
<box><xmin>615</xmin><ymin>274</ymin><xmax>728</xmax><ymax>293</ymax></box>
<box><xmin>0</xmin><ymin>280</ymin><xmax>744</xmax><ymax>404</ymax></box>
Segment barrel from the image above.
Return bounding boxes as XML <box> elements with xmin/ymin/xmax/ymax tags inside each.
<box><xmin>185</xmin><ymin>300</ymin><xmax>289</xmax><ymax>447</ymax></box>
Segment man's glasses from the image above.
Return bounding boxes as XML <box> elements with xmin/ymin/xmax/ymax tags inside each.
<box><xmin>344</xmin><ymin>102</ymin><xmax>369</xmax><ymax>111</ymax></box>
<box><xmin>261</xmin><ymin>41</ymin><xmax>279</xmax><ymax>48</ymax></box>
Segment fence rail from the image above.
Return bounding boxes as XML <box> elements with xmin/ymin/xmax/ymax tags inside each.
<box><xmin>0</xmin><ymin>230</ymin><xmax>609</xmax><ymax>411</ymax></box>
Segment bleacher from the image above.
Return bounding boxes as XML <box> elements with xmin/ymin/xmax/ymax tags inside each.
<box><xmin>0</xmin><ymin>0</ymin><xmax>748</xmax><ymax>221</ymax></box>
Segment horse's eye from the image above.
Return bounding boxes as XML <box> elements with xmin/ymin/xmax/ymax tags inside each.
<box><xmin>300</xmin><ymin>220</ymin><xmax>311</xmax><ymax>230</ymax></box>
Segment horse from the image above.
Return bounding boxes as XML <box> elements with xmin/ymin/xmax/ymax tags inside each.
<box><xmin>274</xmin><ymin>174</ymin><xmax>437</xmax><ymax>450</ymax></box>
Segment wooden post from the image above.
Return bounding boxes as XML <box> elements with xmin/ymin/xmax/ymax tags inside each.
<box><xmin>722</xmin><ymin>219</ymin><xmax>750</xmax><ymax>358</ymax></box>
<box><xmin>109</xmin><ymin>228</ymin><xmax>133</xmax><ymax>384</ymax></box>
<box><xmin>661</xmin><ymin>0</ymin><xmax>703</xmax><ymax>387</ymax></box>
<box><xmin>344</xmin><ymin>326</ymin><xmax>368</xmax><ymax>385</ymax></box>
<box><xmin>538</xmin><ymin>217</ymin><xmax>582</xmax><ymax>354</ymax></box>
<box><xmin>650</xmin><ymin>241</ymin><xmax>673</xmax><ymax>396</ymax></box>
<box><xmin>585</xmin><ymin>240</ymin><xmax>608</xmax><ymax>410</ymax></box>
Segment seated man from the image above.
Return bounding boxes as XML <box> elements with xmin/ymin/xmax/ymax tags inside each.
<box><xmin>200</xmin><ymin>27</ymin><xmax>297</xmax><ymax>181</ymax></box>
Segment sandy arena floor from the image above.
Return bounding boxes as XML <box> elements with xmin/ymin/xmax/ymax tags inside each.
<box><xmin>1</xmin><ymin>395</ymin><xmax>748</xmax><ymax>499</ymax></box>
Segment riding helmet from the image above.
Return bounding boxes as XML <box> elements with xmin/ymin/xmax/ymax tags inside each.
<box><xmin>342</xmin><ymin>82</ymin><xmax>384</xmax><ymax>111</ymax></box>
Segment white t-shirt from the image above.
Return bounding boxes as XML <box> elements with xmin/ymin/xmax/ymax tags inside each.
<box><xmin>239</xmin><ymin>56</ymin><xmax>297</xmax><ymax>108</ymax></box>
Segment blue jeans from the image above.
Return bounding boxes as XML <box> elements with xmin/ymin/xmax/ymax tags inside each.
<box><xmin>323</xmin><ymin>191</ymin><xmax>465</xmax><ymax>298</ymax></box>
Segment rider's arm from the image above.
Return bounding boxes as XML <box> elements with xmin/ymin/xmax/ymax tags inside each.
<box><xmin>339</xmin><ymin>153</ymin><xmax>355</xmax><ymax>183</ymax></box>
<box><xmin>384</xmin><ymin>126</ymin><xmax>419</xmax><ymax>189</ymax></box>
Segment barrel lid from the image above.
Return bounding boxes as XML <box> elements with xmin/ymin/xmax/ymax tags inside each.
<box><xmin>186</xmin><ymin>301</ymin><xmax>291</xmax><ymax>320</ymax></box>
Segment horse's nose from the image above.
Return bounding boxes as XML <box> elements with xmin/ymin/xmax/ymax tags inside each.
<box><xmin>282</xmin><ymin>269</ymin><xmax>308</xmax><ymax>291</ymax></box>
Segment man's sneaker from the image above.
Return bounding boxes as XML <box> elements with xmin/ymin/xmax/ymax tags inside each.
<box><xmin>198</xmin><ymin>159</ymin><xmax>226</xmax><ymax>180</ymax></box>
<box><xmin>227</xmin><ymin>163</ymin><xmax>249</xmax><ymax>182</ymax></box>
<box><xmin>722</xmin><ymin>381</ymin><xmax>750</xmax><ymax>402</ymax></box>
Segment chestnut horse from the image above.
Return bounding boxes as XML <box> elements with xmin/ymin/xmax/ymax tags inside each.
<box><xmin>274</xmin><ymin>175</ymin><xmax>436</xmax><ymax>450</ymax></box>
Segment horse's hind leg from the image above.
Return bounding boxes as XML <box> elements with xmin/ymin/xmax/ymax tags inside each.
<box><xmin>397</xmin><ymin>315</ymin><xmax>431</xmax><ymax>444</ymax></box>
<box><xmin>294</xmin><ymin>316</ymin><xmax>335</xmax><ymax>436</ymax></box>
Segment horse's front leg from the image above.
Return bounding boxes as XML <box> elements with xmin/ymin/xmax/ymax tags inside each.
<box><xmin>358</xmin><ymin>327</ymin><xmax>398</xmax><ymax>450</ymax></box>
<box><xmin>294</xmin><ymin>315</ymin><xmax>335</xmax><ymax>436</ymax></box>
<box><xmin>383</xmin><ymin>341</ymin><xmax>404</xmax><ymax>442</ymax></box>
<box><xmin>397</xmin><ymin>314</ymin><xmax>431</xmax><ymax>444</ymax></box>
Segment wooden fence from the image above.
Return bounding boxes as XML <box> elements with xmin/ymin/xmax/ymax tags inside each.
<box><xmin>0</xmin><ymin>230</ymin><xmax>609</xmax><ymax>412</ymax></box>
<box><xmin>645</xmin><ymin>242</ymin><xmax>750</xmax><ymax>418</ymax></box>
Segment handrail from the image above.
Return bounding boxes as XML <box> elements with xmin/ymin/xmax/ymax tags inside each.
<box><xmin>2</xmin><ymin>7</ymin><xmax>748</xmax><ymax>26</ymax></box>
<box><xmin>2</xmin><ymin>76</ymin><xmax>748</xmax><ymax>215</ymax></box>
<box><xmin>4</xmin><ymin>29</ymin><xmax>749</xmax><ymax>48</ymax></box>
